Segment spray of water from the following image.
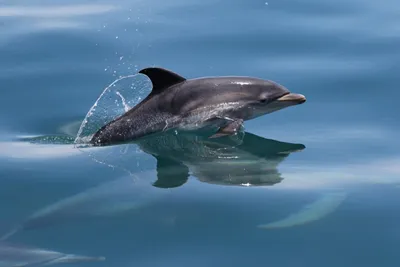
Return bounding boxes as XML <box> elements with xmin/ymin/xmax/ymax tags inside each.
<box><xmin>74</xmin><ymin>74</ymin><xmax>152</xmax><ymax>147</ymax></box>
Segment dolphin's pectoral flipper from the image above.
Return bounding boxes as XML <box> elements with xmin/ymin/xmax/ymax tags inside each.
<box><xmin>152</xmin><ymin>155</ymin><xmax>189</xmax><ymax>188</ymax></box>
<box><xmin>209</xmin><ymin>119</ymin><xmax>244</xmax><ymax>138</ymax></box>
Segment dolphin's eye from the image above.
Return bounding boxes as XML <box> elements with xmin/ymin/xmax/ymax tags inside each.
<box><xmin>259</xmin><ymin>98</ymin><xmax>268</xmax><ymax>103</ymax></box>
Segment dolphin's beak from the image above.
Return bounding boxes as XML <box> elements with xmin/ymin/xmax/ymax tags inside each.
<box><xmin>277</xmin><ymin>93</ymin><xmax>306</xmax><ymax>104</ymax></box>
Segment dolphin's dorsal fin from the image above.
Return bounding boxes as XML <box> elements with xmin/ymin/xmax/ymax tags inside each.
<box><xmin>139</xmin><ymin>67</ymin><xmax>186</xmax><ymax>95</ymax></box>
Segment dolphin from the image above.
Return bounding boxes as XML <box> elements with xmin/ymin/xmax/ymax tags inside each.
<box><xmin>90</xmin><ymin>67</ymin><xmax>306</xmax><ymax>146</ymax></box>
<box><xmin>0</xmin><ymin>241</ymin><xmax>104</xmax><ymax>267</ymax></box>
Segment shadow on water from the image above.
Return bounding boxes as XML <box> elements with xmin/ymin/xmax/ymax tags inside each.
<box><xmin>4</xmin><ymin>121</ymin><xmax>306</xmax><ymax>241</ymax></box>
<box><xmin>129</xmin><ymin>128</ymin><xmax>306</xmax><ymax>188</ymax></box>
<box><xmin>16</xmin><ymin>122</ymin><xmax>306</xmax><ymax>189</ymax></box>
<box><xmin>13</xmin><ymin>122</ymin><xmax>350</xmax><ymax>232</ymax></box>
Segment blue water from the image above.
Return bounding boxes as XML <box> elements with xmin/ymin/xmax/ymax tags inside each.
<box><xmin>1</xmin><ymin>0</ymin><xmax>400</xmax><ymax>266</ymax></box>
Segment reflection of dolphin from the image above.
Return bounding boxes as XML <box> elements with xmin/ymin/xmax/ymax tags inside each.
<box><xmin>23</xmin><ymin>119</ymin><xmax>306</xmax><ymax>189</ymax></box>
<box><xmin>133</xmin><ymin>129</ymin><xmax>306</xmax><ymax>188</ymax></box>
<box><xmin>1</xmin><ymin>174</ymin><xmax>167</xmax><ymax>241</ymax></box>
<box><xmin>0</xmin><ymin>241</ymin><xmax>104</xmax><ymax>267</ymax></box>
<box><xmin>91</xmin><ymin>67</ymin><xmax>306</xmax><ymax>146</ymax></box>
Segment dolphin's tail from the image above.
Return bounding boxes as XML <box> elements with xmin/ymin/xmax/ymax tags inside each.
<box><xmin>0</xmin><ymin>225</ymin><xmax>22</xmax><ymax>241</ymax></box>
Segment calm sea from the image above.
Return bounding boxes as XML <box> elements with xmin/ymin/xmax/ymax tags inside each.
<box><xmin>1</xmin><ymin>0</ymin><xmax>399</xmax><ymax>266</ymax></box>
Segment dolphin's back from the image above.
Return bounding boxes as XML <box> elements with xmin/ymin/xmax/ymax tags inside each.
<box><xmin>170</xmin><ymin>77</ymin><xmax>282</xmax><ymax>114</ymax></box>
<box><xmin>90</xmin><ymin>67</ymin><xmax>290</xmax><ymax>145</ymax></box>
<box><xmin>90</xmin><ymin>77</ymin><xmax>265</xmax><ymax>145</ymax></box>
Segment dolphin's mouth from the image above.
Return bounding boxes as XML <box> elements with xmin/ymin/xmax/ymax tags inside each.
<box><xmin>276</xmin><ymin>93</ymin><xmax>306</xmax><ymax>104</ymax></box>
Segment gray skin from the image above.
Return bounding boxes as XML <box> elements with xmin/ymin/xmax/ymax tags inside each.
<box><xmin>90</xmin><ymin>67</ymin><xmax>306</xmax><ymax>146</ymax></box>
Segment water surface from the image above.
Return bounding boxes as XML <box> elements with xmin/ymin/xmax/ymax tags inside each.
<box><xmin>1</xmin><ymin>1</ymin><xmax>400</xmax><ymax>267</ymax></box>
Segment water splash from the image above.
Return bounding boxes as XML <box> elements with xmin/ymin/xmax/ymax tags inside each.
<box><xmin>74</xmin><ymin>73</ymin><xmax>151</xmax><ymax>146</ymax></box>
<box><xmin>115</xmin><ymin>91</ymin><xmax>131</xmax><ymax>112</ymax></box>
<box><xmin>55</xmin><ymin>72</ymin><xmax>155</xmax><ymax>175</ymax></box>
<box><xmin>4</xmin><ymin>73</ymin><xmax>152</xmax><ymax>163</ymax></box>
